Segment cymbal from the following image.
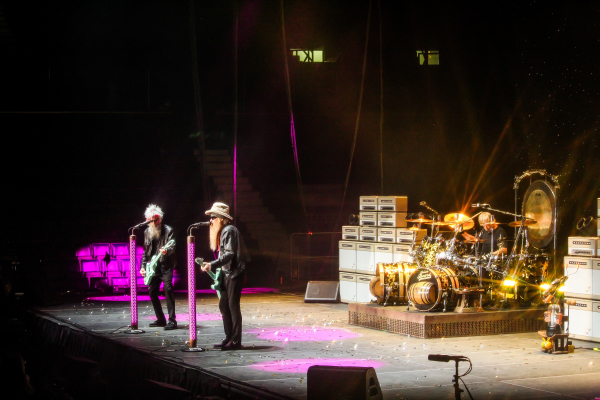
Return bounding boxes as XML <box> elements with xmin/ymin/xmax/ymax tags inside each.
<box><xmin>444</xmin><ymin>213</ymin><xmax>475</xmax><ymax>230</ymax></box>
<box><xmin>406</xmin><ymin>217</ymin><xmax>434</xmax><ymax>224</ymax></box>
<box><xmin>431</xmin><ymin>221</ymin><xmax>452</xmax><ymax>226</ymax></box>
<box><xmin>508</xmin><ymin>219</ymin><xmax>537</xmax><ymax>227</ymax></box>
<box><xmin>498</xmin><ymin>237</ymin><xmax>515</xmax><ymax>241</ymax></box>
<box><xmin>464</xmin><ymin>238</ymin><xmax>489</xmax><ymax>244</ymax></box>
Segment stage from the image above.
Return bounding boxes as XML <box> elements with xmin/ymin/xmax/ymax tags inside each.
<box><xmin>24</xmin><ymin>290</ymin><xmax>600</xmax><ymax>399</ymax></box>
<box><xmin>349</xmin><ymin>303</ymin><xmax>547</xmax><ymax>339</ymax></box>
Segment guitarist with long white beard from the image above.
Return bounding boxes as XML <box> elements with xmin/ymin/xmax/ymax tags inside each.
<box><xmin>140</xmin><ymin>204</ymin><xmax>178</xmax><ymax>330</ymax></box>
<box><xmin>201</xmin><ymin>202</ymin><xmax>250</xmax><ymax>350</ymax></box>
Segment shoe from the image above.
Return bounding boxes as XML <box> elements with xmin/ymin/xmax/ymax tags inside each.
<box><xmin>149</xmin><ymin>320</ymin><xmax>167</xmax><ymax>327</ymax></box>
<box><xmin>213</xmin><ymin>338</ymin><xmax>230</xmax><ymax>349</ymax></box>
<box><xmin>163</xmin><ymin>321</ymin><xmax>177</xmax><ymax>330</ymax></box>
<box><xmin>221</xmin><ymin>341</ymin><xmax>242</xmax><ymax>351</ymax></box>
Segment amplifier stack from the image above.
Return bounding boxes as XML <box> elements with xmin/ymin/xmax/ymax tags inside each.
<box><xmin>339</xmin><ymin>196</ymin><xmax>424</xmax><ymax>304</ymax></box>
<box><xmin>564</xmin><ymin>222</ymin><xmax>600</xmax><ymax>341</ymax></box>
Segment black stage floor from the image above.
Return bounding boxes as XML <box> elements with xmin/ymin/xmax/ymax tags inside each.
<box><xmin>29</xmin><ymin>290</ymin><xmax>600</xmax><ymax>399</ymax></box>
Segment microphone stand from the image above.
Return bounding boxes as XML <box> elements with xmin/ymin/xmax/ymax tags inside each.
<box><xmin>125</xmin><ymin>224</ymin><xmax>145</xmax><ymax>334</ymax></box>
<box><xmin>183</xmin><ymin>223</ymin><xmax>207</xmax><ymax>352</ymax></box>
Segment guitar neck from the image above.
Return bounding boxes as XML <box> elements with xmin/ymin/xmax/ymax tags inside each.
<box><xmin>206</xmin><ymin>270</ymin><xmax>217</xmax><ymax>280</ymax></box>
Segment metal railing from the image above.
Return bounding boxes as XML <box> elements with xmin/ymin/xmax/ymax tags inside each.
<box><xmin>290</xmin><ymin>232</ymin><xmax>342</xmax><ymax>282</ymax></box>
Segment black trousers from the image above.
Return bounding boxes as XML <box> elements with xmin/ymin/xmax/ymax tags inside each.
<box><xmin>148</xmin><ymin>268</ymin><xmax>176</xmax><ymax>323</ymax></box>
<box><xmin>219</xmin><ymin>272</ymin><xmax>244</xmax><ymax>344</ymax></box>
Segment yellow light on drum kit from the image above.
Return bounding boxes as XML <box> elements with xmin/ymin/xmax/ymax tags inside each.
<box><xmin>540</xmin><ymin>283</ymin><xmax>550</xmax><ymax>290</ymax></box>
<box><xmin>502</xmin><ymin>279</ymin><xmax>517</xmax><ymax>287</ymax></box>
<box><xmin>558</xmin><ymin>286</ymin><xmax>565</xmax><ymax>293</ymax></box>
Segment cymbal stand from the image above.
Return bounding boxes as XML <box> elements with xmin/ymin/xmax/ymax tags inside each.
<box><xmin>420</xmin><ymin>201</ymin><xmax>439</xmax><ymax>237</ymax></box>
<box><xmin>482</xmin><ymin>215</ymin><xmax>496</xmax><ymax>307</ymax></box>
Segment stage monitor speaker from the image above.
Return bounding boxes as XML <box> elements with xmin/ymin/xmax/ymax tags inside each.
<box><xmin>307</xmin><ymin>365</ymin><xmax>383</xmax><ymax>400</ymax></box>
<box><xmin>304</xmin><ymin>281</ymin><xmax>340</xmax><ymax>303</ymax></box>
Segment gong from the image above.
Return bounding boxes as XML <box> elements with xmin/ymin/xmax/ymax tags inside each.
<box><xmin>522</xmin><ymin>180</ymin><xmax>556</xmax><ymax>249</ymax></box>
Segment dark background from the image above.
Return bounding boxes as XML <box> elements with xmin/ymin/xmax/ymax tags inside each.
<box><xmin>0</xmin><ymin>1</ymin><xmax>598</xmax><ymax>291</ymax></box>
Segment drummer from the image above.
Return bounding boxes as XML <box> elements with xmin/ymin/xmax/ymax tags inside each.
<box><xmin>463</xmin><ymin>212</ymin><xmax>507</xmax><ymax>255</ymax></box>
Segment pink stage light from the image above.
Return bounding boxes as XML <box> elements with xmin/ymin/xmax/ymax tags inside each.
<box><xmin>249</xmin><ymin>358</ymin><xmax>385</xmax><ymax>373</ymax></box>
<box><xmin>86</xmin><ymin>295</ymin><xmax>165</xmax><ymax>302</ymax></box>
<box><xmin>246</xmin><ymin>326</ymin><xmax>361</xmax><ymax>342</ymax></box>
<box><xmin>144</xmin><ymin>313</ymin><xmax>221</xmax><ymax>322</ymax></box>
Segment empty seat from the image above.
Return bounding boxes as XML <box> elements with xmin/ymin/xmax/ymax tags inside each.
<box><xmin>81</xmin><ymin>259</ymin><xmax>101</xmax><ymax>273</ymax></box>
<box><xmin>110</xmin><ymin>243</ymin><xmax>129</xmax><ymax>257</ymax></box>
<box><xmin>91</xmin><ymin>243</ymin><xmax>111</xmax><ymax>260</ymax></box>
<box><xmin>75</xmin><ymin>245</ymin><xmax>92</xmax><ymax>258</ymax></box>
<box><xmin>110</xmin><ymin>276</ymin><xmax>130</xmax><ymax>287</ymax></box>
<box><xmin>80</xmin><ymin>259</ymin><xmax>102</xmax><ymax>286</ymax></box>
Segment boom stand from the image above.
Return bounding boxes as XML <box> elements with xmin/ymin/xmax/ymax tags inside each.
<box><xmin>182</xmin><ymin>232</ymin><xmax>205</xmax><ymax>352</ymax></box>
<box><xmin>125</xmin><ymin>234</ymin><xmax>144</xmax><ymax>334</ymax></box>
<box><xmin>452</xmin><ymin>359</ymin><xmax>464</xmax><ymax>400</ymax></box>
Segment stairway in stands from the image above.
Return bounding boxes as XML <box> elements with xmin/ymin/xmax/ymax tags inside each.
<box><xmin>204</xmin><ymin>149</ymin><xmax>289</xmax><ymax>280</ymax></box>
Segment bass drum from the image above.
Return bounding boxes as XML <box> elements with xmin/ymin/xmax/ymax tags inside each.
<box><xmin>407</xmin><ymin>267</ymin><xmax>460</xmax><ymax>311</ymax></box>
<box><xmin>369</xmin><ymin>276</ymin><xmax>385</xmax><ymax>304</ymax></box>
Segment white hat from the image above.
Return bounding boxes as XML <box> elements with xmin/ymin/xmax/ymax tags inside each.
<box><xmin>205</xmin><ymin>202</ymin><xmax>232</xmax><ymax>220</ymax></box>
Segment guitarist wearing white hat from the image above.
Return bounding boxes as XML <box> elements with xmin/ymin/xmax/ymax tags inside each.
<box><xmin>201</xmin><ymin>202</ymin><xmax>250</xmax><ymax>350</ymax></box>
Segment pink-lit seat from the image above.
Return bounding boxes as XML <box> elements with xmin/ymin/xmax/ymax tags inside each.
<box><xmin>80</xmin><ymin>259</ymin><xmax>102</xmax><ymax>286</ymax></box>
<box><xmin>91</xmin><ymin>243</ymin><xmax>111</xmax><ymax>260</ymax></box>
<box><xmin>75</xmin><ymin>245</ymin><xmax>92</xmax><ymax>258</ymax></box>
<box><xmin>110</xmin><ymin>276</ymin><xmax>129</xmax><ymax>287</ymax></box>
<box><xmin>110</xmin><ymin>243</ymin><xmax>129</xmax><ymax>257</ymax></box>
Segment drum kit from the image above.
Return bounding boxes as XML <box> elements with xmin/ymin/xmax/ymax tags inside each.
<box><xmin>370</xmin><ymin>206</ymin><xmax>553</xmax><ymax>312</ymax></box>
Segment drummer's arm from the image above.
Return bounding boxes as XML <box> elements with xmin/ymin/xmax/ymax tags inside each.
<box><xmin>462</xmin><ymin>232</ymin><xmax>476</xmax><ymax>241</ymax></box>
<box><xmin>493</xmin><ymin>247</ymin><xmax>507</xmax><ymax>255</ymax></box>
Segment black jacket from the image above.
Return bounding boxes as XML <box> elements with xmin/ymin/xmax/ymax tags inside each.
<box><xmin>141</xmin><ymin>224</ymin><xmax>176</xmax><ymax>272</ymax></box>
<box><xmin>210</xmin><ymin>224</ymin><xmax>250</xmax><ymax>279</ymax></box>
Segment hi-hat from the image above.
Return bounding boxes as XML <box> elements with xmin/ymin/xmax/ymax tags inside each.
<box><xmin>508</xmin><ymin>219</ymin><xmax>537</xmax><ymax>227</ymax></box>
<box><xmin>444</xmin><ymin>213</ymin><xmax>475</xmax><ymax>230</ymax></box>
<box><xmin>406</xmin><ymin>217</ymin><xmax>434</xmax><ymax>224</ymax></box>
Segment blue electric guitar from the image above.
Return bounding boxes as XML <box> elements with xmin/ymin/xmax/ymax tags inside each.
<box><xmin>195</xmin><ymin>257</ymin><xmax>223</xmax><ymax>299</ymax></box>
<box><xmin>143</xmin><ymin>239</ymin><xmax>175</xmax><ymax>286</ymax></box>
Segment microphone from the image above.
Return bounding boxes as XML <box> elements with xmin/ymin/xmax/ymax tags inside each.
<box><xmin>132</xmin><ymin>220</ymin><xmax>152</xmax><ymax>228</ymax></box>
<box><xmin>428</xmin><ymin>354</ymin><xmax>468</xmax><ymax>362</ymax></box>
<box><xmin>471</xmin><ymin>203</ymin><xmax>490</xmax><ymax>208</ymax></box>
<box><xmin>191</xmin><ymin>221</ymin><xmax>210</xmax><ymax>227</ymax></box>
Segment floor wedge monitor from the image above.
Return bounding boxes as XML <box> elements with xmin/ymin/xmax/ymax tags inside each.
<box><xmin>307</xmin><ymin>365</ymin><xmax>383</xmax><ymax>400</ymax></box>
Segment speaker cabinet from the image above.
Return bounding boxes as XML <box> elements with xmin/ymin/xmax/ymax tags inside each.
<box><xmin>307</xmin><ymin>365</ymin><xmax>383</xmax><ymax>400</ymax></box>
<box><xmin>304</xmin><ymin>281</ymin><xmax>340</xmax><ymax>303</ymax></box>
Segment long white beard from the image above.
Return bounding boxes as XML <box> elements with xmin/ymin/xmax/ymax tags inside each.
<box><xmin>209</xmin><ymin>221</ymin><xmax>222</xmax><ymax>251</ymax></box>
<box><xmin>148</xmin><ymin>225</ymin><xmax>161</xmax><ymax>241</ymax></box>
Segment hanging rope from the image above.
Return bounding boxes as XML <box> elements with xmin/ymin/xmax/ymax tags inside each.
<box><xmin>233</xmin><ymin>0</ymin><xmax>239</xmax><ymax>225</ymax></box>
<box><xmin>189</xmin><ymin>0</ymin><xmax>211</xmax><ymax>206</ymax></box>
<box><xmin>280</xmin><ymin>0</ymin><xmax>308</xmax><ymax>226</ymax></box>
<box><xmin>335</xmin><ymin>0</ymin><xmax>373</xmax><ymax>229</ymax></box>
<box><xmin>378</xmin><ymin>0</ymin><xmax>384</xmax><ymax>195</ymax></box>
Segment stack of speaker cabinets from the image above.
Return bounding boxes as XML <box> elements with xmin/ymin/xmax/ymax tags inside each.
<box><xmin>564</xmin><ymin>214</ymin><xmax>600</xmax><ymax>341</ymax></box>
<box><xmin>339</xmin><ymin>196</ymin><xmax>425</xmax><ymax>304</ymax></box>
